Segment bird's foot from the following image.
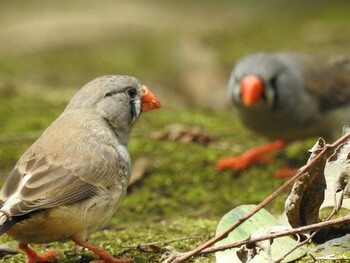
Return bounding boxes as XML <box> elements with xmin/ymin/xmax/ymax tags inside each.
<box><xmin>216</xmin><ymin>140</ymin><xmax>287</xmax><ymax>170</ymax></box>
<box><xmin>72</xmin><ymin>235</ymin><xmax>132</xmax><ymax>263</ymax></box>
<box><xmin>216</xmin><ymin>155</ymin><xmax>273</xmax><ymax>170</ymax></box>
<box><xmin>18</xmin><ymin>243</ymin><xmax>59</xmax><ymax>263</ymax></box>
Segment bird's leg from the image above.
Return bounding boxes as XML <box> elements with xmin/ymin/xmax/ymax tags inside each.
<box><xmin>18</xmin><ymin>243</ymin><xmax>59</xmax><ymax>263</ymax></box>
<box><xmin>71</xmin><ymin>235</ymin><xmax>132</xmax><ymax>263</ymax></box>
<box><xmin>216</xmin><ymin>140</ymin><xmax>287</xmax><ymax>170</ymax></box>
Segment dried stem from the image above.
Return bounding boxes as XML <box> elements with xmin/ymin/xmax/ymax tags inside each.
<box><xmin>164</xmin><ymin>132</ymin><xmax>350</xmax><ymax>263</ymax></box>
<box><xmin>273</xmin><ymin>233</ymin><xmax>313</xmax><ymax>263</ymax></box>
<box><xmin>200</xmin><ymin>214</ymin><xmax>350</xmax><ymax>255</ymax></box>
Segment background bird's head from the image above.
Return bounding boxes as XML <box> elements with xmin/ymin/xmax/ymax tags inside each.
<box><xmin>228</xmin><ymin>53</ymin><xmax>304</xmax><ymax>112</ymax></box>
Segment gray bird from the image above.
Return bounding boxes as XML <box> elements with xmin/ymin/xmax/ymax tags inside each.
<box><xmin>217</xmin><ymin>52</ymin><xmax>350</xmax><ymax>173</ymax></box>
<box><xmin>0</xmin><ymin>75</ymin><xmax>161</xmax><ymax>263</ymax></box>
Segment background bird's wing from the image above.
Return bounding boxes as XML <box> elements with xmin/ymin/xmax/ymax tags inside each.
<box><xmin>302</xmin><ymin>55</ymin><xmax>350</xmax><ymax>111</ymax></box>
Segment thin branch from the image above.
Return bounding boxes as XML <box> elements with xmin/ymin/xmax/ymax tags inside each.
<box><xmin>165</xmin><ymin>132</ymin><xmax>350</xmax><ymax>263</ymax></box>
<box><xmin>273</xmin><ymin>228</ymin><xmax>315</xmax><ymax>263</ymax></box>
<box><xmin>200</xmin><ymin>214</ymin><xmax>350</xmax><ymax>255</ymax></box>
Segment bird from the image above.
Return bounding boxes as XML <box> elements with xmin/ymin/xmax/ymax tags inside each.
<box><xmin>216</xmin><ymin>52</ymin><xmax>350</xmax><ymax>176</ymax></box>
<box><xmin>0</xmin><ymin>75</ymin><xmax>161</xmax><ymax>263</ymax></box>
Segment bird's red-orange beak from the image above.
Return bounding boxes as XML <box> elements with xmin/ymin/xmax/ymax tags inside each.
<box><xmin>240</xmin><ymin>75</ymin><xmax>264</xmax><ymax>106</ymax></box>
<box><xmin>141</xmin><ymin>85</ymin><xmax>161</xmax><ymax>112</ymax></box>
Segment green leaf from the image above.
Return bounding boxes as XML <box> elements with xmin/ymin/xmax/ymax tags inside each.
<box><xmin>215</xmin><ymin>205</ymin><xmax>308</xmax><ymax>263</ymax></box>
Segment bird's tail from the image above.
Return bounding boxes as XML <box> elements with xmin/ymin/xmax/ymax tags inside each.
<box><xmin>0</xmin><ymin>211</ymin><xmax>13</xmax><ymax>235</ymax></box>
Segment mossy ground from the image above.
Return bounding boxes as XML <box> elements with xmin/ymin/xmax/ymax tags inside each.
<box><xmin>0</xmin><ymin>1</ymin><xmax>349</xmax><ymax>262</ymax></box>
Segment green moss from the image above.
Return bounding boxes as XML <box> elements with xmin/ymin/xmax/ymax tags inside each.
<box><xmin>0</xmin><ymin>218</ymin><xmax>216</xmax><ymax>263</ymax></box>
<box><xmin>0</xmin><ymin>1</ymin><xmax>349</xmax><ymax>261</ymax></box>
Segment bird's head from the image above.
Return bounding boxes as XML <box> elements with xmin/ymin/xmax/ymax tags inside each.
<box><xmin>66</xmin><ymin>75</ymin><xmax>161</xmax><ymax>133</ymax></box>
<box><xmin>228</xmin><ymin>53</ymin><xmax>295</xmax><ymax>110</ymax></box>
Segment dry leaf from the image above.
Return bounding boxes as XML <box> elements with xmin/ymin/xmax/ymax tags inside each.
<box><xmin>332</xmin><ymin>162</ymin><xmax>350</xmax><ymax>212</ymax></box>
<box><xmin>236</xmin><ymin>231</ymin><xmax>272</xmax><ymax>263</ymax></box>
<box><xmin>150</xmin><ymin>124</ymin><xmax>216</xmax><ymax>145</ymax></box>
<box><xmin>335</xmin><ymin>164</ymin><xmax>350</xmax><ymax>194</ymax></box>
<box><xmin>322</xmin><ymin>126</ymin><xmax>350</xmax><ymax>211</ymax></box>
<box><xmin>285</xmin><ymin>138</ymin><xmax>327</xmax><ymax>228</ymax></box>
<box><xmin>328</xmin><ymin>126</ymin><xmax>350</xmax><ymax>163</ymax></box>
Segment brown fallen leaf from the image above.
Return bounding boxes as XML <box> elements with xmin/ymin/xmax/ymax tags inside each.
<box><xmin>320</xmin><ymin>126</ymin><xmax>350</xmax><ymax>212</ymax></box>
<box><xmin>150</xmin><ymin>124</ymin><xmax>216</xmax><ymax>146</ymax></box>
<box><xmin>332</xmin><ymin>161</ymin><xmax>350</xmax><ymax>213</ymax></box>
<box><xmin>236</xmin><ymin>231</ymin><xmax>272</xmax><ymax>263</ymax></box>
<box><xmin>285</xmin><ymin>138</ymin><xmax>327</xmax><ymax>228</ymax></box>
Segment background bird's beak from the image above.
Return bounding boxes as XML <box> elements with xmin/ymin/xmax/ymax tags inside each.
<box><xmin>141</xmin><ymin>85</ymin><xmax>161</xmax><ymax>112</ymax></box>
<box><xmin>240</xmin><ymin>75</ymin><xmax>264</xmax><ymax>106</ymax></box>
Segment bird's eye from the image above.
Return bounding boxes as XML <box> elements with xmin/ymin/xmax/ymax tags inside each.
<box><xmin>265</xmin><ymin>76</ymin><xmax>278</xmax><ymax>109</ymax></box>
<box><xmin>126</xmin><ymin>87</ymin><xmax>137</xmax><ymax>98</ymax></box>
<box><xmin>104</xmin><ymin>92</ymin><xmax>114</xmax><ymax>97</ymax></box>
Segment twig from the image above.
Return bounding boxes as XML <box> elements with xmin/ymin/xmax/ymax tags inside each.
<box><xmin>273</xmin><ymin>228</ymin><xmax>315</xmax><ymax>263</ymax></box>
<box><xmin>200</xmin><ymin>214</ymin><xmax>350</xmax><ymax>255</ymax></box>
<box><xmin>165</xmin><ymin>132</ymin><xmax>350</xmax><ymax>263</ymax></box>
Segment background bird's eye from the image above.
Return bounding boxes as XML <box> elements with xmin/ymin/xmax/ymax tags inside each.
<box><xmin>126</xmin><ymin>87</ymin><xmax>137</xmax><ymax>98</ymax></box>
<box><xmin>269</xmin><ymin>76</ymin><xmax>278</xmax><ymax>91</ymax></box>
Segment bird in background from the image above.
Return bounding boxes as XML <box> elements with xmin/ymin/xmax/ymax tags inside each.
<box><xmin>0</xmin><ymin>75</ymin><xmax>161</xmax><ymax>263</ymax></box>
<box><xmin>216</xmin><ymin>52</ymin><xmax>350</xmax><ymax>177</ymax></box>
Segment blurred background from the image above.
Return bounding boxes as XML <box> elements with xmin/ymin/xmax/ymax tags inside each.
<box><xmin>0</xmin><ymin>0</ymin><xmax>350</xmax><ymax>261</ymax></box>
<box><xmin>1</xmin><ymin>0</ymin><xmax>350</xmax><ymax>110</ymax></box>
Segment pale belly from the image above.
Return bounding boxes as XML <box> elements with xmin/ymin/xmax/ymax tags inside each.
<box><xmin>7</xmin><ymin>189</ymin><xmax>123</xmax><ymax>244</ymax></box>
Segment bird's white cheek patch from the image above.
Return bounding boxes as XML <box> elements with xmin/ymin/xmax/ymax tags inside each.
<box><xmin>134</xmin><ymin>100</ymin><xmax>141</xmax><ymax>116</ymax></box>
<box><xmin>130</xmin><ymin>99</ymin><xmax>142</xmax><ymax>124</ymax></box>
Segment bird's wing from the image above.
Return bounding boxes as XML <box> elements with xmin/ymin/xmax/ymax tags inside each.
<box><xmin>302</xmin><ymin>55</ymin><xmax>350</xmax><ymax>111</ymax></box>
<box><xmin>0</xmin><ymin>156</ymin><xmax>105</xmax><ymax>217</ymax></box>
<box><xmin>0</xmin><ymin>114</ymin><xmax>131</xmax><ymax>218</ymax></box>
